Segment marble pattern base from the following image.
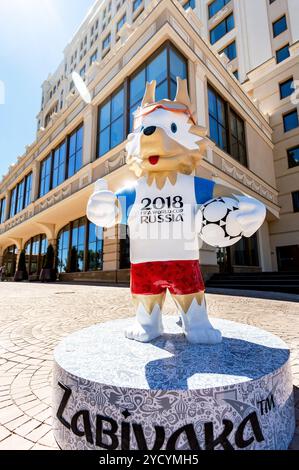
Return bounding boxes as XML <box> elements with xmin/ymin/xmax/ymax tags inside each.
<box><xmin>53</xmin><ymin>317</ymin><xmax>295</xmax><ymax>450</ymax></box>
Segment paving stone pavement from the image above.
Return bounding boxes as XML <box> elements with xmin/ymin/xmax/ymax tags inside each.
<box><xmin>0</xmin><ymin>283</ymin><xmax>298</xmax><ymax>450</ymax></box>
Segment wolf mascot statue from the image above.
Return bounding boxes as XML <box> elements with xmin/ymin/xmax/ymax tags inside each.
<box><xmin>87</xmin><ymin>78</ymin><xmax>266</xmax><ymax>345</ymax></box>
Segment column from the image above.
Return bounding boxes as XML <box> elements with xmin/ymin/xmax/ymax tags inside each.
<box><xmin>31</xmin><ymin>160</ymin><xmax>41</xmax><ymax>202</ymax></box>
<box><xmin>4</xmin><ymin>190</ymin><xmax>10</xmax><ymax>221</ymax></box>
<box><xmin>195</xmin><ymin>64</ymin><xmax>208</xmax><ymax>129</ymax></box>
<box><xmin>103</xmin><ymin>226</ymin><xmax>119</xmax><ymax>271</ymax></box>
<box><xmin>82</xmin><ymin>104</ymin><xmax>98</xmax><ymax>166</ymax></box>
<box><xmin>257</xmin><ymin>219</ymin><xmax>273</xmax><ymax>272</ymax></box>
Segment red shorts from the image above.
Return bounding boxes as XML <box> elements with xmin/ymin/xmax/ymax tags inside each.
<box><xmin>131</xmin><ymin>260</ymin><xmax>205</xmax><ymax>296</ymax></box>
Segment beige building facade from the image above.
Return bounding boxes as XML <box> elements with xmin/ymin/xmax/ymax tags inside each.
<box><xmin>0</xmin><ymin>0</ymin><xmax>297</xmax><ymax>283</ymax></box>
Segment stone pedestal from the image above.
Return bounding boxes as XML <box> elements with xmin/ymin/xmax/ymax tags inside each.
<box><xmin>53</xmin><ymin>317</ymin><xmax>295</xmax><ymax>450</ymax></box>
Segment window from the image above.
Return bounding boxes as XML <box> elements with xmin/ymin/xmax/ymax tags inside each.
<box><xmin>233</xmin><ymin>69</ymin><xmax>239</xmax><ymax>80</ymax></box>
<box><xmin>39</xmin><ymin>154</ymin><xmax>52</xmax><ymax>197</ymax></box>
<box><xmin>210</xmin><ymin>13</ymin><xmax>234</xmax><ymax>44</ymax></box>
<box><xmin>68</xmin><ymin>126</ymin><xmax>83</xmax><ymax>178</ymax></box>
<box><xmin>52</xmin><ymin>141</ymin><xmax>66</xmax><ymax>189</ymax></box>
<box><xmin>97</xmin><ymin>43</ymin><xmax>187</xmax><ymax>157</ymax></box>
<box><xmin>230</xmin><ymin>109</ymin><xmax>247</xmax><ymax>166</ymax></box>
<box><xmin>273</xmin><ymin>15</ymin><xmax>287</xmax><ymax>38</ymax></box>
<box><xmin>9</xmin><ymin>172</ymin><xmax>32</xmax><ymax>219</ymax></box>
<box><xmin>0</xmin><ymin>198</ymin><xmax>6</xmax><ymax>223</ymax></box>
<box><xmin>279</xmin><ymin>78</ymin><xmax>293</xmax><ymax>99</ymax></box>
<box><xmin>133</xmin><ymin>0</ymin><xmax>142</xmax><ymax>12</ymax></box>
<box><xmin>269</xmin><ymin>0</ymin><xmax>276</xmax><ymax>4</ymax></box>
<box><xmin>208</xmin><ymin>85</ymin><xmax>247</xmax><ymax>165</ymax></box>
<box><xmin>24</xmin><ymin>173</ymin><xmax>32</xmax><ymax>208</ymax></box>
<box><xmin>183</xmin><ymin>0</ymin><xmax>195</xmax><ymax>10</ymax></box>
<box><xmin>2</xmin><ymin>245</ymin><xmax>17</xmax><ymax>277</ymax></box>
<box><xmin>98</xmin><ymin>87</ymin><xmax>125</xmax><ymax>157</ymax></box>
<box><xmin>287</xmin><ymin>145</ymin><xmax>299</xmax><ymax>168</ymax></box>
<box><xmin>292</xmin><ymin>191</ymin><xmax>299</xmax><ymax>212</ymax></box>
<box><xmin>276</xmin><ymin>44</ymin><xmax>290</xmax><ymax>63</ymax></box>
<box><xmin>283</xmin><ymin>109</ymin><xmax>299</xmax><ymax>132</ymax></box>
<box><xmin>129</xmin><ymin>44</ymin><xmax>187</xmax><ymax>130</ymax></box>
<box><xmin>25</xmin><ymin>234</ymin><xmax>48</xmax><ymax>276</ymax></box>
<box><xmin>57</xmin><ymin>218</ymin><xmax>104</xmax><ymax>274</ymax></box>
<box><xmin>9</xmin><ymin>187</ymin><xmax>17</xmax><ymax>218</ymax></box>
<box><xmin>117</xmin><ymin>15</ymin><xmax>126</xmax><ymax>32</ymax></box>
<box><xmin>79</xmin><ymin>65</ymin><xmax>86</xmax><ymax>78</ymax></box>
<box><xmin>70</xmin><ymin>218</ymin><xmax>85</xmax><ymax>272</ymax></box>
<box><xmin>87</xmin><ymin>223</ymin><xmax>103</xmax><ymax>271</ymax></box>
<box><xmin>219</xmin><ymin>40</ymin><xmax>236</xmax><ymax>61</ymax></box>
<box><xmin>209</xmin><ymin>0</ymin><xmax>230</xmax><ymax>19</ymax></box>
<box><xmin>16</xmin><ymin>179</ymin><xmax>25</xmax><ymax>214</ymax></box>
<box><xmin>208</xmin><ymin>87</ymin><xmax>228</xmax><ymax>152</ymax></box>
<box><xmin>57</xmin><ymin>225</ymin><xmax>70</xmax><ymax>273</ymax></box>
<box><xmin>102</xmin><ymin>33</ymin><xmax>111</xmax><ymax>50</ymax></box>
<box><xmin>90</xmin><ymin>50</ymin><xmax>98</xmax><ymax>65</ymax></box>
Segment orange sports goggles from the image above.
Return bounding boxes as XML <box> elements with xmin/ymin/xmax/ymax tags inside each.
<box><xmin>133</xmin><ymin>102</ymin><xmax>196</xmax><ymax>129</ymax></box>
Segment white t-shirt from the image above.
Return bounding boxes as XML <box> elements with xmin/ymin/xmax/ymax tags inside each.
<box><xmin>116</xmin><ymin>174</ymin><xmax>215</xmax><ymax>264</ymax></box>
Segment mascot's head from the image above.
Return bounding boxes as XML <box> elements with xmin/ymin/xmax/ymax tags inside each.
<box><xmin>126</xmin><ymin>77</ymin><xmax>207</xmax><ymax>188</ymax></box>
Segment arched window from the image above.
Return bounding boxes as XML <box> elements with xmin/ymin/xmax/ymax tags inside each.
<box><xmin>3</xmin><ymin>245</ymin><xmax>17</xmax><ymax>277</ymax></box>
<box><xmin>24</xmin><ymin>234</ymin><xmax>48</xmax><ymax>276</ymax></box>
<box><xmin>57</xmin><ymin>218</ymin><xmax>104</xmax><ymax>273</ymax></box>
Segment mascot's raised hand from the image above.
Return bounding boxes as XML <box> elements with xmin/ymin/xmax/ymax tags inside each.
<box><xmin>87</xmin><ymin>77</ymin><xmax>266</xmax><ymax>346</ymax></box>
<box><xmin>87</xmin><ymin>179</ymin><xmax>119</xmax><ymax>228</ymax></box>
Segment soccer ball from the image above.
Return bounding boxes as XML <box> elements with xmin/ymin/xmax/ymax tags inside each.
<box><xmin>199</xmin><ymin>197</ymin><xmax>243</xmax><ymax>248</ymax></box>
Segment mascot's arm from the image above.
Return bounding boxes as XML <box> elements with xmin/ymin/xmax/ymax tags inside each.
<box><xmin>212</xmin><ymin>183</ymin><xmax>266</xmax><ymax>238</ymax></box>
<box><xmin>86</xmin><ymin>179</ymin><xmax>120</xmax><ymax>228</ymax></box>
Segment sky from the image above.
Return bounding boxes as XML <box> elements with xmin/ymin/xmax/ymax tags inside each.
<box><xmin>0</xmin><ymin>0</ymin><xmax>96</xmax><ymax>179</ymax></box>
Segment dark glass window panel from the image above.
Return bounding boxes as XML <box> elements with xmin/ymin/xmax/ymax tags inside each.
<box><xmin>156</xmin><ymin>80</ymin><xmax>169</xmax><ymax>102</ymax></box>
<box><xmin>39</xmin><ymin>155</ymin><xmax>52</xmax><ymax>197</ymax></box>
<box><xmin>52</xmin><ymin>142</ymin><xmax>66</xmax><ymax>188</ymax></box>
<box><xmin>233</xmin><ymin>69</ymin><xmax>239</xmax><ymax>80</ymax></box>
<box><xmin>220</xmin><ymin>41</ymin><xmax>237</xmax><ymax>61</ymax></box>
<box><xmin>111</xmin><ymin>88</ymin><xmax>124</xmax><ymax>120</ymax></box>
<box><xmin>279</xmin><ymin>78</ymin><xmax>293</xmax><ymax>99</ymax></box>
<box><xmin>210</xmin><ymin>13</ymin><xmax>234</xmax><ymax>45</ymax></box>
<box><xmin>147</xmin><ymin>49</ymin><xmax>168</xmax><ymax>85</ymax></box>
<box><xmin>99</xmin><ymin>127</ymin><xmax>111</xmax><ymax>156</ymax></box>
<box><xmin>24</xmin><ymin>173</ymin><xmax>32</xmax><ymax>208</ymax></box>
<box><xmin>130</xmin><ymin>69</ymin><xmax>146</xmax><ymax>108</ymax></box>
<box><xmin>209</xmin><ymin>0</ymin><xmax>230</xmax><ymax>19</ymax></box>
<box><xmin>209</xmin><ymin>116</ymin><xmax>219</xmax><ymax>145</ymax></box>
<box><xmin>292</xmin><ymin>191</ymin><xmax>299</xmax><ymax>212</ymax></box>
<box><xmin>111</xmin><ymin>117</ymin><xmax>124</xmax><ymax>148</ymax></box>
<box><xmin>184</xmin><ymin>0</ymin><xmax>195</xmax><ymax>10</ymax></box>
<box><xmin>273</xmin><ymin>15</ymin><xmax>287</xmax><ymax>37</ymax></box>
<box><xmin>16</xmin><ymin>180</ymin><xmax>25</xmax><ymax>214</ymax></box>
<box><xmin>283</xmin><ymin>110</ymin><xmax>299</xmax><ymax>132</ymax></box>
<box><xmin>117</xmin><ymin>15</ymin><xmax>126</xmax><ymax>32</ymax></box>
<box><xmin>208</xmin><ymin>88</ymin><xmax>217</xmax><ymax>118</ymax></box>
<box><xmin>133</xmin><ymin>0</ymin><xmax>142</xmax><ymax>11</ymax></box>
<box><xmin>0</xmin><ymin>199</ymin><xmax>6</xmax><ymax>223</ymax></box>
<box><xmin>276</xmin><ymin>44</ymin><xmax>290</xmax><ymax>63</ymax></box>
<box><xmin>217</xmin><ymin>98</ymin><xmax>226</xmax><ymax>126</ymax></box>
<box><xmin>100</xmin><ymin>101</ymin><xmax>111</xmax><ymax>130</ymax></box>
<box><xmin>218</xmin><ymin>125</ymin><xmax>228</xmax><ymax>151</ymax></box>
<box><xmin>88</xmin><ymin>223</ymin><xmax>103</xmax><ymax>271</ymax></box>
<box><xmin>169</xmin><ymin>48</ymin><xmax>187</xmax><ymax>83</ymax></box>
<box><xmin>9</xmin><ymin>187</ymin><xmax>17</xmax><ymax>218</ymax></box>
<box><xmin>57</xmin><ymin>227</ymin><xmax>70</xmax><ymax>273</ymax></box>
<box><xmin>68</xmin><ymin>126</ymin><xmax>83</xmax><ymax>177</ymax></box>
<box><xmin>232</xmin><ymin>234</ymin><xmax>259</xmax><ymax>266</ymax></box>
<box><xmin>288</xmin><ymin>146</ymin><xmax>299</xmax><ymax>168</ymax></box>
<box><xmin>103</xmin><ymin>33</ymin><xmax>111</xmax><ymax>49</ymax></box>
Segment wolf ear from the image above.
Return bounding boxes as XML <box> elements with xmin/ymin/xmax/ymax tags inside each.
<box><xmin>175</xmin><ymin>77</ymin><xmax>192</xmax><ymax>109</ymax></box>
<box><xmin>142</xmin><ymin>80</ymin><xmax>156</xmax><ymax>107</ymax></box>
